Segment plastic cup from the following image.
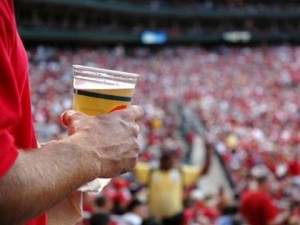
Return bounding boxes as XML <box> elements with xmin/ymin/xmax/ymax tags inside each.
<box><xmin>72</xmin><ymin>64</ymin><xmax>139</xmax><ymax>192</ymax></box>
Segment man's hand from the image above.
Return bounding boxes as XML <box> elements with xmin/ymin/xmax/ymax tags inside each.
<box><xmin>61</xmin><ymin>105</ymin><xmax>144</xmax><ymax>179</ymax></box>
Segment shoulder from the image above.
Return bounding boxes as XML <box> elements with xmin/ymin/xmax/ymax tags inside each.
<box><xmin>0</xmin><ymin>1</ymin><xmax>16</xmax><ymax>48</ymax></box>
<box><xmin>241</xmin><ymin>191</ymin><xmax>270</xmax><ymax>203</ymax></box>
<box><xmin>0</xmin><ymin>1</ymin><xmax>13</xmax><ymax>20</ymax></box>
<box><xmin>136</xmin><ymin>161</ymin><xmax>151</xmax><ymax>171</ymax></box>
<box><xmin>240</xmin><ymin>190</ymin><xmax>255</xmax><ymax>202</ymax></box>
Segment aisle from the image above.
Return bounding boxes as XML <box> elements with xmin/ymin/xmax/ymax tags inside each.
<box><xmin>190</xmin><ymin>135</ymin><xmax>234</xmax><ymax>198</ymax></box>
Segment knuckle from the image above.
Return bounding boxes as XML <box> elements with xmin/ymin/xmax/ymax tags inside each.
<box><xmin>128</xmin><ymin>157</ymin><xmax>138</xmax><ymax>170</ymax></box>
<box><xmin>71</xmin><ymin>111</ymin><xmax>82</xmax><ymax>120</ymax></box>
<box><xmin>136</xmin><ymin>106</ymin><xmax>144</xmax><ymax>117</ymax></box>
<box><xmin>131</xmin><ymin>105</ymin><xmax>144</xmax><ymax>119</ymax></box>
<box><xmin>130</xmin><ymin>123</ymin><xmax>139</xmax><ymax>137</ymax></box>
<box><xmin>121</xmin><ymin>112</ymin><xmax>131</xmax><ymax>121</ymax></box>
<box><xmin>132</xmin><ymin>140</ymin><xmax>140</xmax><ymax>153</ymax></box>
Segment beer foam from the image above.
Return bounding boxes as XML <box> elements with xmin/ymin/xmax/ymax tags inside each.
<box><xmin>74</xmin><ymin>80</ymin><xmax>134</xmax><ymax>89</ymax></box>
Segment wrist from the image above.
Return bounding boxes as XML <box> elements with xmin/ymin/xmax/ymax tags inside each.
<box><xmin>58</xmin><ymin>136</ymin><xmax>99</xmax><ymax>184</ymax></box>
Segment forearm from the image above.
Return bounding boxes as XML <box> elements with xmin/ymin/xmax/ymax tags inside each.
<box><xmin>268</xmin><ymin>211</ymin><xmax>290</xmax><ymax>225</ymax></box>
<box><xmin>0</xmin><ymin>138</ymin><xmax>96</xmax><ymax>225</ymax></box>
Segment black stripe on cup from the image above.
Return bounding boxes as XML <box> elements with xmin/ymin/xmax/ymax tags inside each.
<box><xmin>74</xmin><ymin>89</ymin><xmax>132</xmax><ymax>102</ymax></box>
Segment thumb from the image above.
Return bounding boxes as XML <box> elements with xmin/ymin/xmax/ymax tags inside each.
<box><xmin>60</xmin><ymin>110</ymin><xmax>79</xmax><ymax>126</ymax></box>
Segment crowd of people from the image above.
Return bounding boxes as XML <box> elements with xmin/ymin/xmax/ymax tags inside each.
<box><xmin>106</xmin><ymin>0</ymin><xmax>300</xmax><ymax>11</ymax></box>
<box><xmin>28</xmin><ymin>45</ymin><xmax>300</xmax><ymax>224</ymax></box>
<box><xmin>15</xmin><ymin>0</ymin><xmax>300</xmax><ymax>40</ymax></box>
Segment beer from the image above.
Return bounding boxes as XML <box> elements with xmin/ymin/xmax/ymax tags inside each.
<box><xmin>73</xmin><ymin>87</ymin><xmax>134</xmax><ymax>115</ymax></box>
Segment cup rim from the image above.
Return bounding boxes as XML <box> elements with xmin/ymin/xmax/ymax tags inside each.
<box><xmin>73</xmin><ymin>64</ymin><xmax>139</xmax><ymax>78</ymax></box>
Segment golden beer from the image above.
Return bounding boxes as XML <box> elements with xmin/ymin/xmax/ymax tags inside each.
<box><xmin>73</xmin><ymin>87</ymin><xmax>134</xmax><ymax>115</ymax></box>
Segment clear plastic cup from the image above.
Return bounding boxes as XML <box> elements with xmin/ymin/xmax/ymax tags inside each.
<box><xmin>72</xmin><ymin>65</ymin><xmax>139</xmax><ymax>192</ymax></box>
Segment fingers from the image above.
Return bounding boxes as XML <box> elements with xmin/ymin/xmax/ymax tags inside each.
<box><xmin>131</xmin><ymin>106</ymin><xmax>143</xmax><ymax>137</ymax></box>
<box><xmin>62</xmin><ymin>106</ymin><xmax>143</xmax><ymax>125</ymax></box>
<box><xmin>39</xmin><ymin>140</ymin><xmax>57</xmax><ymax>147</ymax></box>
<box><xmin>61</xmin><ymin>106</ymin><xmax>143</xmax><ymax>140</ymax></box>
<box><xmin>122</xmin><ymin>157</ymin><xmax>138</xmax><ymax>174</ymax></box>
<box><xmin>134</xmin><ymin>123</ymin><xmax>141</xmax><ymax>137</ymax></box>
<box><xmin>60</xmin><ymin>110</ymin><xmax>83</xmax><ymax>126</ymax></box>
<box><xmin>61</xmin><ymin>110</ymin><xmax>74</xmax><ymax>126</ymax></box>
<box><xmin>130</xmin><ymin>105</ymin><xmax>144</xmax><ymax>121</ymax></box>
<box><xmin>115</xmin><ymin>106</ymin><xmax>143</xmax><ymax>137</ymax></box>
<box><xmin>114</xmin><ymin>105</ymin><xmax>144</xmax><ymax>121</ymax></box>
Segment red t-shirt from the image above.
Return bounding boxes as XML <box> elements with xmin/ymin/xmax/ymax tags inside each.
<box><xmin>0</xmin><ymin>1</ymin><xmax>47</xmax><ymax>224</ymax></box>
<box><xmin>288</xmin><ymin>160</ymin><xmax>300</xmax><ymax>176</ymax></box>
<box><xmin>240</xmin><ymin>190</ymin><xmax>279</xmax><ymax>225</ymax></box>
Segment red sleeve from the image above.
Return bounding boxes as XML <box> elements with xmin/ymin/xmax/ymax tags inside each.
<box><xmin>0</xmin><ymin>132</ymin><xmax>18</xmax><ymax>177</ymax></box>
<box><xmin>0</xmin><ymin>2</ymin><xmax>47</xmax><ymax>224</ymax></box>
<box><xmin>0</xmin><ymin>1</ymin><xmax>20</xmax><ymax>177</ymax></box>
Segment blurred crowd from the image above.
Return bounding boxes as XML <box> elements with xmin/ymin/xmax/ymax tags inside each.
<box><xmin>103</xmin><ymin>0</ymin><xmax>300</xmax><ymax>10</ymax></box>
<box><xmin>16</xmin><ymin>1</ymin><xmax>300</xmax><ymax>37</ymax></box>
<box><xmin>28</xmin><ymin>45</ymin><xmax>300</xmax><ymax>224</ymax></box>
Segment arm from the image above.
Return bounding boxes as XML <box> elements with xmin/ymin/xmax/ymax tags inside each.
<box><xmin>199</xmin><ymin>141</ymin><xmax>213</xmax><ymax>177</ymax></box>
<box><xmin>268</xmin><ymin>211</ymin><xmax>290</xmax><ymax>225</ymax></box>
<box><xmin>181</xmin><ymin>141</ymin><xmax>213</xmax><ymax>188</ymax></box>
<box><xmin>0</xmin><ymin>140</ymin><xmax>93</xmax><ymax>225</ymax></box>
<box><xmin>0</xmin><ymin>106</ymin><xmax>143</xmax><ymax>225</ymax></box>
<box><xmin>265</xmin><ymin>196</ymin><xmax>290</xmax><ymax>225</ymax></box>
<box><xmin>134</xmin><ymin>161</ymin><xmax>152</xmax><ymax>186</ymax></box>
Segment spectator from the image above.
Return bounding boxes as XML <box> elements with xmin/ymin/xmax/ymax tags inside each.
<box><xmin>90</xmin><ymin>194</ymin><xmax>114</xmax><ymax>225</ymax></box>
<box><xmin>216</xmin><ymin>204</ymin><xmax>241</xmax><ymax>225</ymax></box>
<box><xmin>240</xmin><ymin>165</ymin><xmax>290</xmax><ymax>225</ymax></box>
<box><xmin>134</xmin><ymin>143</ymin><xmax>213</xmax><ymax>225</ymax></box>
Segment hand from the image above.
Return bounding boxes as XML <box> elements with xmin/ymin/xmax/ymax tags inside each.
<box><xmin>61</xmin><ymin>105</ymin><xmax>144</xmax><ymax>179</ymax></box>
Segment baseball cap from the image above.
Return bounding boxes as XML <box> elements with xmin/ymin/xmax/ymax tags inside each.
<box><xmin>250</xmin><ymin>165</ymin><xmax>271</xmax><ymax>181</ymax></box>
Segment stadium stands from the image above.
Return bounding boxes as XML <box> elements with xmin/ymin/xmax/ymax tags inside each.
<box><xmin>15</xmin><ymin>0</ymin><xmax>300</xmax><ymax>45</ymax></box>
<box><xmin>28</xmin><ymin>45</ymin><xmax>300</xmax><ymax>224</ymax></box>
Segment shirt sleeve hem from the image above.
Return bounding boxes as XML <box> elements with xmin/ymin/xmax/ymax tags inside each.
<box><xmin>0</xmin><ymin>146</ymin><xmax>19</xmax><ymax>177</ymax></box>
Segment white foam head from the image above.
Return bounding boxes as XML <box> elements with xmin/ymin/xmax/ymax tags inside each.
<box><xmin>73</xmin><ymin>65</ymin><xmax>138</xmax><ymax>90</ymax></box>
<box><xmin>74</xmin><ymin>78</ymin><xmax>135</xmax><ymax>89</ymax></box>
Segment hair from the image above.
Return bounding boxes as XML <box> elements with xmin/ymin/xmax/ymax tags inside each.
<box><xmin>256</xmin><ymin>175</ymin><xmax>269</xmax><ymax>184</ymax></box>
<box><xmin>126</xmin><ymin>199</ymin><xmax>143</xmax><ymax>212</ymax></box>
<box><xmin>94</xmin><ymin>195</ymin><xmax>108</xmax><ymax>208</ymax></box>
<box><xmin>220</xmin><ymin>204</ymin><xmax>239</xmax><ymax>215</ymax></box>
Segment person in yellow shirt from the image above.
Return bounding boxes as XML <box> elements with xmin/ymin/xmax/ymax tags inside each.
<box><xmin>135</xmin><ymin>144</ymin><xmax>212</xmax><ymax>225</ymax></box>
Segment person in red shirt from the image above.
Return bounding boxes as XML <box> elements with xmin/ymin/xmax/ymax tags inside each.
<box><xmin>288</xmin><ymin>152</ymin><xmax>300</xmax><ymax>176</ymax></box>
<box><xmin>0</xmin><ymin>1</ymin><xmax>144</xmax><ymax>224</ymax></box>
<box><xmin>240</xmin><ymin>165</ymin><xmax>290</xmax><ymax>225</ymax></box>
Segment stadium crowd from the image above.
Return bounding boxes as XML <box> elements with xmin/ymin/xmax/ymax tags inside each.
<box><xmin>16</xmin><ymin>1</ymin><xmax>300</xmax><ymax>37</ymax></box>
<box><xmin>28</xmin><ymin>45</ymin><xmax>300</xmax><ymax>224</ymax></box>
<box><xmin>105</xmin><ymin>0</ymin><xmax>300</xmax><ymax>11</ymax></box>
